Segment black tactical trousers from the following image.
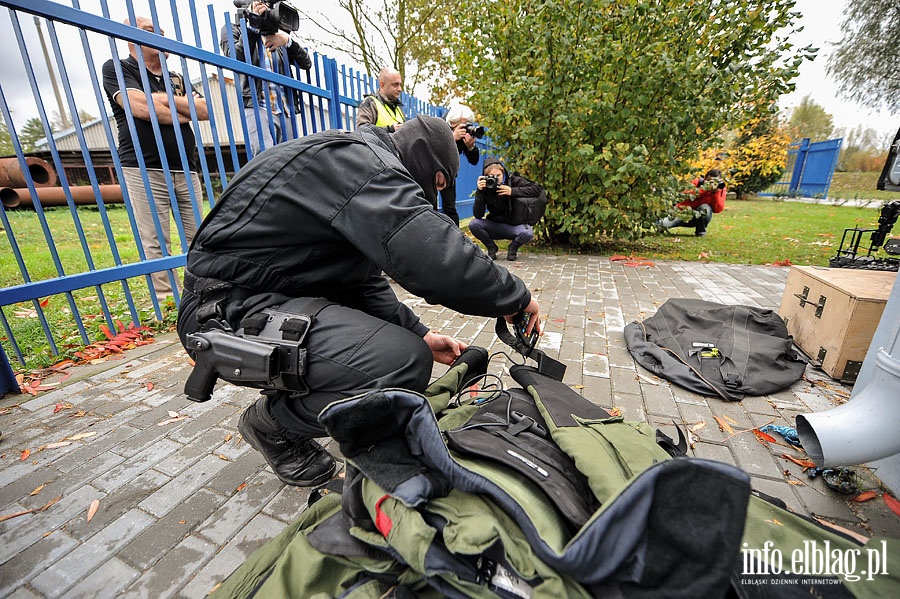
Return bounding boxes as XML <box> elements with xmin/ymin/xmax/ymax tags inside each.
<box><xmin>178</xmin><ymin>291</ymin><xmax>434</xmax><ymax>439</ymax></box>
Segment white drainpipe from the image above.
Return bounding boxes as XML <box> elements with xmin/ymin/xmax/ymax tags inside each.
<box><xmin>796</xmin><ymin>274</ymin><xmax>900</xmax><ymax>468</ymax></box>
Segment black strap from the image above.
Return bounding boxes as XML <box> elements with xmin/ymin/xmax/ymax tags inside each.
<box><xmin>494</xmin><ymin>317</ymin><xmax>566</xmax><ymax>381</ymax></box>
<box><xmin>240</xmin><ymin>312</ymin><xmax>269</xmax><ymax>336</ymax></box>
<box><xmin>184</xmin><ymin>271</ymin><xmax>233</xmax><ymax>324</ymax></box>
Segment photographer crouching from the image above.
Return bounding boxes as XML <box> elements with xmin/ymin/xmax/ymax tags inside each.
<box><xmin>468</xmin><ymin>158</ymin><xmax>547</xmax><ymax>261</ymax></box>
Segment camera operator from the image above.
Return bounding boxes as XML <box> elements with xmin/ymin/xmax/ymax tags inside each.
<box><xmin>468</xmin><ymin>158</ymin><xmax>547</xmax><ymax>261</ymax></box>
<box><xmin>221</xmin><ymin>0</ymin><xmax>311</xmax><ymax>157</ymax></box>
<box><xmin>436</xmin><ymin>105</ymin><xmax>481</xmax><ymax>227</ymax></box>
<box><xmin>657</xmin><ymin>168</ymin><xmax>727</xmax><ymax>237</ymax></box>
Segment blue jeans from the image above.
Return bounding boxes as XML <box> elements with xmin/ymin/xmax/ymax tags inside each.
<box><xmin>468</xmin><ymin>218</ymin><xmax>534</xmax><ymax>249</ymax></box>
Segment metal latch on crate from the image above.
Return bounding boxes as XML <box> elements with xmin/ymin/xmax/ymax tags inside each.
<box><xmin>793</xmin><ymin>286</ymin><xmax>826</xmax><ymax>318</ymax></box>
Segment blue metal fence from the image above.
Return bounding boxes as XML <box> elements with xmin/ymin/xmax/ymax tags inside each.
<box><xmin>761</xmin><ymin>137</ymin><xmax>844</xmax><ymax>199</ymax></box>
<box><xmin>0</xmin><ymin>0</ymin><xmax>472</xmax><ymax>392</ymax></box>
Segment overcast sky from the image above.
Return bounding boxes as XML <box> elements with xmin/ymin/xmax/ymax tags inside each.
<box><xmin>0</xmin><ymin>0</ymin><xmax>896</xmax><ymax>143</ymax></box>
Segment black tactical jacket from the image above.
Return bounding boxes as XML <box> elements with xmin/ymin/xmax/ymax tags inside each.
<box><xmin>187</xmin><ymin>126</ymin><xmax>530</xmax><ymax>336</ymax></box>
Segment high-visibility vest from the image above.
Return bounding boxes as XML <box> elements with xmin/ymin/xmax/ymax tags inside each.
<box><xmin>372</xmin><ymin>95</ymin><xmax>405</xmax><ymax>127</ymax></box>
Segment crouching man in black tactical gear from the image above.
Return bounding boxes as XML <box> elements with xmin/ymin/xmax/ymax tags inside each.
<box><xmin>177</xmin><ymin>116</ymin><xmax>541</xmax><ymax>487</ymax></box>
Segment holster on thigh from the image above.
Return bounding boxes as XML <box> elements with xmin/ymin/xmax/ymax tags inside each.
<box><xmin>183</xmin><ymin>298</ymin><xmax>331</xmax><ymax>403</ymax></box>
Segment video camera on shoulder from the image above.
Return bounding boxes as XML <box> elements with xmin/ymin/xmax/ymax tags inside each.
<box><xmin>233</xmin><ymin>0</ymin><xmax>299</xmax><ymax>35</ymax></box>
<box><xmin>482</xmin><ymin>174</ymin><xmax>500</xmax><ymax>192</ymax></box>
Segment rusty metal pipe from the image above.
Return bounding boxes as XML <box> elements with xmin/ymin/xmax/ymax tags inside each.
<box><xmin>0</xmin><ymin>185</ymin><xmax>124</xmax><ymax>209</ymax></box>
<box><xmin>0</xmin><ymin>156</ymin><xmax>57</xmax><ymax>188</ymax></box>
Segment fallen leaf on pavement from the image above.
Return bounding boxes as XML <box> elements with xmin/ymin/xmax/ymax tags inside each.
<box><xmin>65</xmin><ymin>432</ymin><xmax>97</xmax><ymax>441</ymax></box>
<box><xmin>753</xmin><ymin>429</ymin><xmax>777</xmax><ymax>444</ymax></box>
<box><xmin>0</xmin><ymin>494</ymin><xmax>62</xmax><ymax>523</ymax></box>
<box><xmin>30</xmin><ymin>484</ymin><xmax>47</xmax><ymax>496</ymax></box>
<box><xmin>884</xmin><ymin>493</ymin><xmax>900</xmax><ymax>517</ymax></box>
<box><xmin>87</xmin><ymin>499</ymin><xmax>100</xmax><ymax>522</ymax></box>
<box><xmin>158</xmin><ymin>415</ymin><xmax>190</xmax><ymax>426</ymax></box>
<box><xmin>20</xmin><ymin>449</ymin><xmax>31</xmax><ymax>461</ymax></box>
<box><xmin>714</xmin><ymin>416</ymin><xmax>734</xmax><ymax>435</ymax></box>
<box><xmin>851</xmin><ymin>491</ymin><xmax>878</xmax><ymax>503</ymax></box>
<box><xmin>690</xmin><ymin>421</ymin><xmax>707</xmax><ymax>432</ymax></box>
<box><xmin>40</xmin><ymin>441</ymin><xmax>73</xmax><ymax>450</ymax></box>
<box><xmin>781</xmin><ymin>453</ymin><xmax>817</xmax><ymax>470</ymax></box>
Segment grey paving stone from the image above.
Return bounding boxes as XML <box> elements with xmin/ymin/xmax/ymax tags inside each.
<box><xmin>19</xmin><ymin>450</ymin><xmax>122</xmax><ymax>512</ymax></box>
<box><xmin>690</xmin><ymin>440</ymin><xmax>735</xmax><ymax>466</ymax></box>
<box><xmin>122</xmin><ymin>534</ymin><xmax>218</xmax><ymax>599</ymax></box>
<box><xmin>178</xmin><ymin>514</ymin><xmax>287</xmax><ymax>599</ymax></box>
<box><xmin>641</xmin><ymin>383</ymin><xmax>679</xmax><ymax>418</ymax></box>
<box><xmin>729</xmin><ymin>434</ymin><xmax>788</xmax><ymax>479</ymax></box>
<box><xmin>63</xmin><ymin>557</ymin><xmax>140</xmax><ymax>599</ymax></box>
<box><xmin>66</xmin><ymin>470</ymin><xmax>169</xmax><ymax>541</ymax></box>
<box><xmin>139</xmin><ymin>455</ymin><xmax>230</xmax><ymax>518</ymax></box>
<box><xmin>0</xmin><ymin>530</ymin><xmax>79</xmax><ymax>596</ymax></box>
<box><xmin>31</xmin><ymin>508</ymin><xmax>154</xmax><ymax>598</ymax></box>
<box><xmin>118</xmin><ymin>488</ymin><xmax>226</xmax><ymax>571</ymax></box>
<box><xmin>580</xmin><ymin>374</ymin><xmax>613</xmax><ymax>408</ymax></box>
<box><xmin>609</xmin><ymin>366</ymin><xmax>642</xmax><ymax>396</ymax></box>
<box><xmin>51</xmin><ymin>422</ymin><xmax>142</xmax><ymax>474</ymax></box>
<box><xmin>6</xmin><ymin>588</ymin><xmax>41</xmax><ymax>599</ymax></box>
<box><xmin>206</xmin><ymin>442</ymin><xmax>266</xmax><ymax>496</ymax></box>
<box><xmin>740</xmin><ymin>394</ymin><xmax>780</xmax><ymax>417</ymax></box>
<box><xmin>195</xmin><ymin>470</ymin><xmax>283</xmax><ymax>545</ymax></box>
<box><xmin>263</xmin><ymin>484</ymin><xmax>316</xmax><ymax>524</ymax></box>
<box><xmin>612</xmin><ymin>393</ymin><xmax>646</xmax><ymax>422</ymax></box>
<box><xmin>155</xmin><ymin>427</ymin><xmax>229</xmax><ymax>477</ymax></box>
<box><xmin>93</xmin><ymin>438</ymin><xmax>182</xmax><ymax>493</ymax></box>
<box><xmin>0</xmin><ymin>484</ymin><xmax>98</xmax><ymax>565</ymax></box>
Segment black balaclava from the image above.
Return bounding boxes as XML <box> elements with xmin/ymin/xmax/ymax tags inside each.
<box><xmin>391</xmin><ymin>115</ymin><xmax>460</xmax><ymax>207</ymax></box>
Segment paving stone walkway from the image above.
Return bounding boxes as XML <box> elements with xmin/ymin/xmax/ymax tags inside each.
<box><xmin>1</xmin><ymin>255</ymin><xmax>898</xmax><ymax>598</ymax></box>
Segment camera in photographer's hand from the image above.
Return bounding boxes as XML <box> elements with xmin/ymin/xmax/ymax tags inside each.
<box><xmin>233</xmin><ymin>0</ymin><xmax>299</xmax><ymax>35</ymax></box>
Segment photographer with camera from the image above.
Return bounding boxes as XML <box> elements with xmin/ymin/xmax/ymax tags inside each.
<box><xmin>221</xmin><ymin>0</ymin><xmax>311</xmax><ymax>157</ymax></box>
<box><xmin>437</xmin><ymin>105</ymin><xmax>482</xmax><ymax>226</ymax></box>
<box><xmin>656</xmin><ymin>168</ymin><xmax>727</xmax><ymax>237</ymax></box>
<box><xmin>468</xmin><ymin>158</ymin><xmax>547</xmax><ymax>261</ymax></box>
<box><xmin>356</xmin><ymin>68</ymin><xmax>406</xmax><ymax>131</ymax></box>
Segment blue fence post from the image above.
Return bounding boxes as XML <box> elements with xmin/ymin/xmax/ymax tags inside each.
<box><xmin>1</xmin><ymin>347</ymin><xmax>17</xmax><ymax>395</ymax></box>
<box><xmin>323</xmin><ymin>57</ymin><xmax>342</xmax><ymax>130</ymax></box>
<box><xmin>789</xmin><ymin>138</ymin><xmax>810</xmax><ymax>195</ymax></box>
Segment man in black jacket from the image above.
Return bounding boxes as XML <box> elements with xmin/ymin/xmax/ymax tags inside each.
<box><xmin>221</xmin><ymin>1</ymin><xmax>312</xmax><ymax>156</ymax></box>
<box><xmin>178</xmin><ymin>116</ymin><xmax>541</xmax><ymax>487</ymax></box>
<box><xmin>469</xmin><ymin>158</ymin><xmax>545</xmax><ymax>261</ymax></box>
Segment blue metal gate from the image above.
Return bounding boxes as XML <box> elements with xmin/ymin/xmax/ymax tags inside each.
<box><xmin>0</xmin><ymin>0</ymin><xmax>452</xmax><ymax>392</ymax></box>
<box><xmin>761</xmin><ymin>137</ymin><xmax>843</xmax><ymax>199</ymax></box>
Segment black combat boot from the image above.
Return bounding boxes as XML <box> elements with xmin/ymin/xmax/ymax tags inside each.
<box><xmin>239</xmin><ymin>395</ymin><xmax>337</xmax><ymax>486</ymax></box>
<box><xmin>507</xmin><ymin>243</ymin><xmax>521</xmax><ymax>261</ymax></box>
<box><xmin>484</xmin><ymin>240</ymin><xmax>499</xmax><ymax>260</ymax></box>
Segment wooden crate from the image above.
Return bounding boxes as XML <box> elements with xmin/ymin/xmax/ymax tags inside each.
<box><xmin>778</xmin><ymin>266</ymin><xmax>896</xmax><ymax>382</ymax></box>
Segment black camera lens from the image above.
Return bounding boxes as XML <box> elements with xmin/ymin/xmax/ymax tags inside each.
<box><xmin>464</xmin><ymin>124</ymin><xmax>485</xmax><ymax>139</ymax></box>
<box><xmin>484</xmin><ymin>175</ymin><xmax>499</xmax><ymax>191</ymax></box>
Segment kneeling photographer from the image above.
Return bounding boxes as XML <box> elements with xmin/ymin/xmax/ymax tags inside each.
<box><xmin>468</xmin><ymin>158</ymin><xmax>547</xmax><ymax>261</ymax></box>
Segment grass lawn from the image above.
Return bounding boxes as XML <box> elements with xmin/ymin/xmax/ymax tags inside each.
<box><xmin>828</xmin><ymin>171</ymin><xmax>898</xmax><ymax>202</ymax></box>
<box><xmin>2</xmin><ymin>188</ymin><xmax>898</xmax><ymax>370</ymax></box>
